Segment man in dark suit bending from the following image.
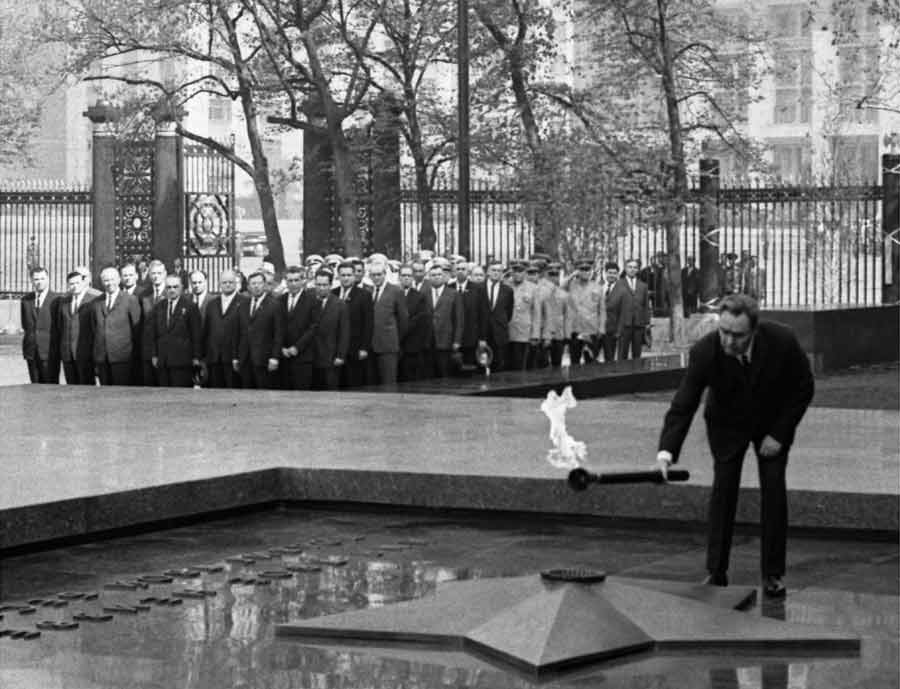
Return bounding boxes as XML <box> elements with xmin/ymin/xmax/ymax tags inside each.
<box><xmin>656</xmin><ymin>294</ymin><xmax>814</xmax><ymax>599</ymax></box>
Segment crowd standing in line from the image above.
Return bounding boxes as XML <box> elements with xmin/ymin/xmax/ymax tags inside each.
<box><xmin>21</xmin><ymin>251</ymin><xmax>666</xmax><ymax>388</ymax></box>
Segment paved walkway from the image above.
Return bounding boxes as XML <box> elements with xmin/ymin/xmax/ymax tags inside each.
<box><xmin>1</xmin><ymin>385</ymin><xmax>896</xmax><ymax>549</ymax></box>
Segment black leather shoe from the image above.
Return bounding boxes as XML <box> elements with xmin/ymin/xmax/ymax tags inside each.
<box><xmin>763</xmin><ymin>576</ymin><xmax>786</xmax><ymax>598</ymax></box>
<box><xmin>702</xmin><ymin>572</ymin><xmax>728</xmax><ymax>586</ymax></box>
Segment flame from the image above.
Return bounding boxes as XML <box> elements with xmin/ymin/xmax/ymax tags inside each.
<box><xmin>540</xmin><ymin>385</ymin><xmax>587</xmax><ymax>469</ymax></box>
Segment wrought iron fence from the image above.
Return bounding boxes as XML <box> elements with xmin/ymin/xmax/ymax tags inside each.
<box><xmin>400</xmin><ymin>177</ymin><xmax>886</xmax><ymax>308</ymax></box>
<box><xmin>0</xmin><ymin>181</ymin><xmax>92</xmax><ymax>297</ymax></box>
<box><xmin>401</xmin><ymin>178</ymin><xmax>534</xmax><ymax>264</ymax></box>
<box><xmin>182</xmin><ymin>142</ymin><xmax>236</xmax><ymax>292</ymax></box>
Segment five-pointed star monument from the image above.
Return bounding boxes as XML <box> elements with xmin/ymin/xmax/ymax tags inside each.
<box><xmin>276</xmin><ymin>573</ymin><xmax>859</xmax><ymax>676</ymax></box>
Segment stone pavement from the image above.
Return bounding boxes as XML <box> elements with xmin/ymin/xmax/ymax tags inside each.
<box><xmin>1</xmin><ymin>385</ymin><xmax>896</xmax><ymax>551</ymax></box>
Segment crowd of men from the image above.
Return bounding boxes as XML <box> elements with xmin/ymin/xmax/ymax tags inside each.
<box><xmin>20</xmin><ymin>251</ymin><xmax>656</xmax><ymax>389</ymax></box>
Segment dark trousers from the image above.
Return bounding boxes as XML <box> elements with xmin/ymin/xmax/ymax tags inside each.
<box><xmin>96</xmin><ymin>361</ymin><xmax>132</xmax><ymax>386</ymax></box>
<box><xmin>159</xmin><ymin>366</ymin><xmax>193</xmax><ymax>387</ymax></box>
<box><xmin>399</xmin><ymin>351</ymin><xmax>425</xmax><ymax>382</ymax></box>
<box><xmin>683</xmin><ymin>292</ymin><xmax>698</xmax><ymax>317</ymax></box>
<box><xmin>282</xmin><ymin>358</ymin><xmax>313</xmax><ymax>390</ymax></box>
<box><xmin>241</xmin><ymin>363</ymin><xmax>276</xmax><ymax>389</ymax></box>
<box><xmin>312</xmin><ymin>366</ymin><xmax>339</xmax><ymax>391</ymax></box>
<box><xmin>63</xmin><ymin>359</ymin><xmax>95</xmax><ymax>385</ymax></box>
<box><xmin>26</xmin><ymin>356</ymin><xmax>59</xmax><ymax>384</ymax></box>
<box><xmin>207</xmin><ymin>362</ymin><xmax>240</xmax><ymax>388</ymax></box>
<box><xmin>369</xmin><ymin>353</ymin><xmax>398</xmax><ymax>385</ymax></box>
<box><xmin>618</xmin><ymin>325</ymin><xmax>644</xmax><ymax>360</ymax></box>
<box><xmin>508</xmin><ymin>342</ymin><xmax>530</xmax><ymax>371</ymax></box>
<box><xmin>428</xmin><ymin>349</ymin><xmax>453</xmax><ymax>378</ymax></box>
<box><xmin>460</xmin><ymin>345</ymin><xmax>476</xmax><ymax>368</ymax></box>
<box><xmin>485</xmin><ymin>336</ymin><xmax>506</xmax><ymax>371</ymax></box>
<box><xmin>569</xmin><ymin>334</ymin><xmax>601</xmax><ymax>364</ymax></box>
<box><xmin>602</xmin><ymin>334</ymin><xmax>617</xmax><ymax>363</ymax></box>
<box><xmin>706</xmin><ymin>438</ymin><xmax>789</xmax><ymax>578</ymax></box>
<box><xmin>340</xmin><ymin>355</ymin><xmax>367</xmax><ymax>388</ymax></box>
<box><xmin>547</xmin><ymin>340</ymin><xmax>565</xmax><ymax>367</ymax></box>
<box><xmin>142</xmin><ymin>360</ymin><xmax>158</xmax><ymax>386</ymax></box>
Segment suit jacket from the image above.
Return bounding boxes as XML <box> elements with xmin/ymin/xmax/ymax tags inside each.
<box><xmin>282</xmin><ymin>289</ymin><xmax>316</xmax><ymax>353</ymax></box>
<box><xmin>311</xmin><ymin>294</ymin><xmax>350</xmax><ymax>368</ymax></box>
<box><xmin>370</xmin><ymin>283</ymin><xmax>408</xmax><ymax>354</ymax></box>
<box><xmin>426</xmin><ymin>285</ymin><xmax>464</xmax><ymax>351</ymax></box>
<box><xmin>482</xmin><ymin>280</ymin><xmax>514</xmax><ymax>346</ymax></box>
<box><xmin>602</xmin><ymin>282</ymin><xmax>618</xmax><ymax>335</ymax></box>
<box><xmin>140</xmin><ymin>290</ymin><xmax>167</xmax><ymax>360</ymax></box>
<box><xmin>92</xmin><ymin>292</ymin><xmax>142</xmax><ymax>364</ymax></box>
<box><xmin>608</xmin><ymin>278</ymin><xmax>650</xmax><ymax>333</ymax></box>
<box><xmin>236</xmin><ymin>293</ymin><xmax>284</xmax><ymax>366</ymax></box>
<box><xmin>682</xmin><ymin>267</ymin><xmax>700</xmax><ymax>297</ymax></box>
<box><xmin>457</xmin><ymin>280</ymin><xmax>486</xmax><ymax>348</ymax></box>
<box><xmin>332</xmin><ymin>285</ymin><xmax>373</xmax><ymax>356</ymax></box>
<box><xmin>658</xmin><ymin>321</ymin><xmax>814</xmax><ymax>462</ymax></box>
<box><xmin>58</xmin><ymin>291</ymin><xmax>100</xmax><ymax>363</ymax></box>
<box><xmin>150</xmin><ymin>297</ymin><xmax>203</xmax><ymax>367</ymax></box>
<box><xmin>203</xmin><ymin>293</ymin><xmax>246</xmax><ymax>364</ymax></box>
<box><xmin>402</xmin><ymin>287</ymin><xmax>432</xmax><ymax>354</ymax></box>
<box><xmin>190</xmin><ymin>292</ymin><xmax>213</xmax><ymax>329</ymax></box>
<box><xmin>21</xmin><ymin>291</ymin><xmax>61</xmax><ymax>361</ymax></box>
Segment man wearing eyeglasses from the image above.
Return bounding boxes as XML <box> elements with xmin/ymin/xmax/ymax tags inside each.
<box><xmin>656</xmin><ymin>294</ymin><xmax>814</xmax><ymax>600</ymax></box>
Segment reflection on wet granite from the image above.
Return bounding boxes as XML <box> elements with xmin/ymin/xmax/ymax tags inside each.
<box><xmin>0</xmin><ymin>508</ymin><xmax>896</xmax><ymax>689</ymax></box>
<box><xmin>358</xmin><ymin>353</ymin><xmax>688</xmax><ymax>398</ymax></box>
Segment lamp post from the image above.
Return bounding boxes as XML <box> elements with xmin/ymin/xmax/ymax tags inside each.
<box><xmin>458</xmin><ymin>0</ymin><xmax>471</xmax><ymax>259</ymax></box>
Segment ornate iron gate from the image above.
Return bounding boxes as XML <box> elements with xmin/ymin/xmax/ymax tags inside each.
<box><xmin>112</xmin><ymin>141</ymin><xmax>155</xmax><ymax>265</ymax></box>
<box><xmin>182</xmin><ymin>142</ymin><xmax>236</xmax><ymax>290</ymax></box>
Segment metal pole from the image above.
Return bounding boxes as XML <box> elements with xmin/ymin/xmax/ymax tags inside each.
<box><xmin>457</xmin><ymin>0</ymin><xmax>471</xmax><ymax>259</ymax></box>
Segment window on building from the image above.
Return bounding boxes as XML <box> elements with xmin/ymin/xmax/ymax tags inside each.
<box><xmin>830</xmin><ymin>135</ymin><xmax>879</xmax><ymax>181</ymax></box>
<box><xmin>208</xmin><ymin>95</ymin><xmax>232</xmax><ymax>123</ymax></box>
<box><xmin>773</xmin><ymin>49</ymin><xmax>812</xmax><ymax>124</ymax></box>
<box><xmin>835</xmin><ymin>4</ymin><xmax>879</xmax><ymax>40</ymax></box>
<box><xmin>837</xmin><ymin>46</ymin><xmax>880</xmax><ymax>125</ymax></box>
<box><xmin>771</xmin><ymin>4</ymin><xmax>812</xmax><ymax>125</ymax></box>
<box><xmin>769</xmin><ymin>138</ymin><xmax>812</xmax><ymax>182</ymax></box>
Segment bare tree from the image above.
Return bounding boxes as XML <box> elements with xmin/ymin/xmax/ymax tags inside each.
<box><xmin>49</xmin><ymin>0</ymin><xmax>290</xmax><ymax>269</ymax></box>
<box><xmin>580</xmin><ymin>0</ymin><xmax>766</xmax><ymax>343</ymax></box>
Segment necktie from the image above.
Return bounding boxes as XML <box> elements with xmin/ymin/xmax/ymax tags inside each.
<box><xmin>288</xmin><ymin>294</ymin><xmax>295</xmax><ymax>312</ymax></box>
<box><xmin>374</xmin><ymin>286</ymin><xmax>381</xmax><ymax>303</ymax></box>
<box><xmin>490</xmin><ymin>282</ymin><xmax>497</xmax><ymax>309</ymax></box>
<box><xmin>35</xmin><ymin>293</ymin><xmax>42</xmax><ymax>311</ymax></box>
<box><xmin>106</xmin><ymin>295</ymin><xmax>113</xmax><ymax>311</ymax></box>
<box><xmin>168</xmin><ymin>300</ymin><xmax>175</xmax><ymax>327</ymax></box>
<box><xmin>251</xmin><ymin>297</ymin><xmax>258</xmax><ymax>316</ymax></box>
<box><xmin>71</xmin><ymin>296</ymin><xmax>77</xmax><ymax>315</ymax></box>
<box><xmin>433</xmin><ymin>288</ymin><xmax>439</xmax><ymax>307</ymax></box>
<box><xmin>739</xmin><ymin>354</ymin><xmax>749</xmax><ymax>368</ymax></box>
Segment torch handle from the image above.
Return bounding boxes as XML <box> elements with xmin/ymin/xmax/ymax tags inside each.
<box><xmin>567</xmin><ymin>467</ymin><xmax>690</xmax><ymax>491</ymax></box>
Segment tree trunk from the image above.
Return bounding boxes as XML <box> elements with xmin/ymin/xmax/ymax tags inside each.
<box><xmin>405</xmin><ymin>97</ymin><xmax>436</xmax><ymax>250</ymax></box>
<box><xmin>241</xmin><ymin>98</ymin><xmax>286</xmax><ymax>272</ymax></box>
<box><xmin>254</xmin><ymin>162</ymin><xmax>285</xmax><ymax>271</ymax></box>
<box><xmin>218</xmin><ymin>4</ymin><xmax>285</xmax><ymax>271</ymax></box>
<box><xmin>306</xmin><ymin>36</ymin><xmax>361</xmax><ymax>257</ymax></box>
<box><xmin>414</xmin><ymin>159</ymin><xmax>436</xmax><ymax>251</ymax></box>
<box><xmin>331</xmin><ymin>129</ymin><xmax>363</xmax><ymax>257</ymax></box>
<box><xmin>656</xmin><ymin>0</ymin><xmax>686</xmax><ymax>346</ymax></box>
<box><xmin>474</xmin><ymin>5</ymin><xmax>560</xmax><ymax>256</ymax></box>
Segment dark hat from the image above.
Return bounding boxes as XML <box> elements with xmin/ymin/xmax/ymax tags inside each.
<box><xmin>510</xmin><ymin>259</ymin><xmax>526</xmax><ymax>271</ymax></box>
<box><xmin>526</xmin><ymin>260</ymin><xmax>542</xmax><ymax>273</ymax></box>
<box><xmin>546</xmin><ymin>261</ymin><xmax>562</xmax><ymax>275</ymax></box>
<box><xmin>529</xmin><ymin>252</ymin><xmax>551</xmax><ymax>265</ymax></box>
<box><xmin>576</xmin><ymin>257</ymin><xmax>594</xmax><ymax>269</ymax></box>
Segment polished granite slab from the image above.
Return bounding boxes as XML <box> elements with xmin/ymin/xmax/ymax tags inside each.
<box><xmin>358</xmin><ymin>354</ymin><xmax>687</xmax><ymax>398</ymax></box>
<box><xmin>0</xmin><ymin>385</ymin><xmax>897</xmax><ymax>550</ymax></box>
<box><xmin>0</xmin><ymin>508</ymin><xmax>897</xmax><ymax>689</ymax></box>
